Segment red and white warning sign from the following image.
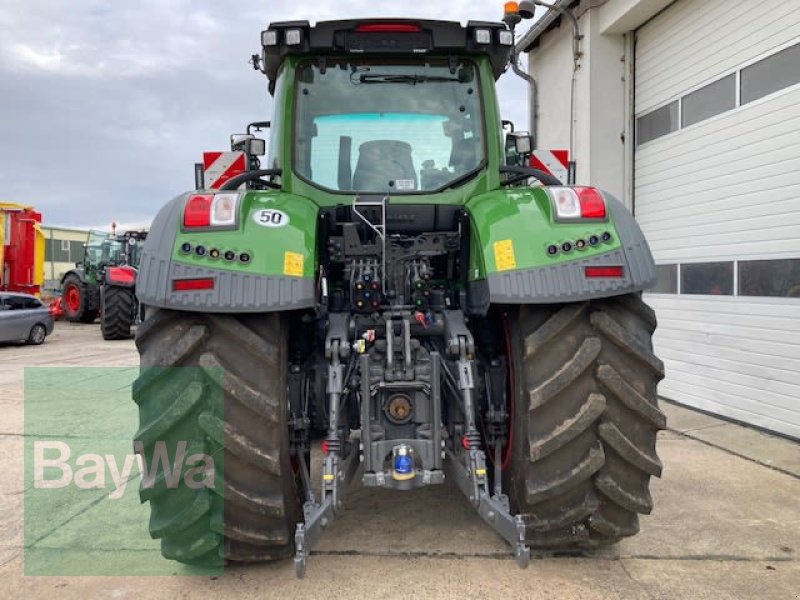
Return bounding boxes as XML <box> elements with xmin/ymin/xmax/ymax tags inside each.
<box><xmin>530</xmin><ymin>149</ymin><xmax>570</xmax><ymax>184</ymax></box>
<box><xmin>202</xmin><ymin>151</ymin><xmax>246</xmax><ymax>189</ymax></box>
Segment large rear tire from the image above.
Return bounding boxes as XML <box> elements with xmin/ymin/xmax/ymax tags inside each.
<box><xmin>101</xmin><ymin>285</ymin><xmax>135</xmax><ymax>340</ymax></box>
<box><xmin>506</xmin><ymin>293</ymin><xmax>666</xmax><ymax>550</ymax></box>
<box><xmin>61</xmin><ymin>274</ymin><xmax>97</xmax><ymax>323</ymax></box>
<box><xmin>133</xmin><ymin>310</ymin><xmax>302</xmax><ymax>566</ymax></box>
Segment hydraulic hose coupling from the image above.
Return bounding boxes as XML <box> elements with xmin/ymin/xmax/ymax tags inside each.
<box><xmin>392</xmin><ymin>444</ymin><xmax>415</xmax><ymax>481</ymax></box>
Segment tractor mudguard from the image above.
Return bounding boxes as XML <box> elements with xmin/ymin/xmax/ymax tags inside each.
<box><xmin>60</xmin><ymin>267</ymin><xmax>86</xmax><ymax>286</ymax></box>
<box><xmin>136</xmin><ymin>191</ymin><xmax>317</xmax><ymax>313</ymax></box>
<box><xmin>105</xmin><ymin>265</ymin><xmax>137</xmax><ymax>287</ymax></box>
<box><xmin>466</xmin><ymin>187</ymin><xmax>656</xmax><ymax>313</ymax></box>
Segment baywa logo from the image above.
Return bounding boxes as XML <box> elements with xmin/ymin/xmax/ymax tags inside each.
<box><xmin>33</xmin><ymin>440</ymin><xmax>215</xmax><ymax>500</ymax></box>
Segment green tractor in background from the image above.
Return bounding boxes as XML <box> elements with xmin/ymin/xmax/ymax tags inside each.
<box><xmin>61</xmin><ymin>229</ymin><xmax>147</xmax><ymax>339</ymax></box>
<box><xmin>133</xmin><ymin>7</ymin><xmax>665</xmax><ymax>577</ymax></box>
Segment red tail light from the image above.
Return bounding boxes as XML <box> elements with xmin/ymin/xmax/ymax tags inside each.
<box><xmin>172</xmin><ymin>278</ymin><xmax>215</xmax><ymax>291</ymax></box>
<box><xmin>550</xmin><ymin>187</ymin><xmax>607</xmax><ymax>221</ymax></box>
<box><xmin>575</xmin><ymin>188</ymin><xmax>606</xmax><ymax>219</ymax></box>
<box><xmin>585</xmin><ymin>266</ymin><xmax>624</xmax><ymax>278</ymax></box>
<box><xmin>356</xmin><ymin>23</ymin><xmax>420</xmax><ymax>33</ymax></box>
<box><xmin>107</xmin><ymin>266</ymin><xmax>136</xmax><ymax>285</ymax></box>
<box><xmin>183</xmin><ymin>194</ymin><xmax>213</xmax><ymax>228</ymax></box>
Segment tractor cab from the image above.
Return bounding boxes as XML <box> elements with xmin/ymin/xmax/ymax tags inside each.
<box><xmin>249</xmin><ymin>19</ymin><xmax>528</xmax><ymax>199</ymax></box>
<box><xmin>81</xmin><ymin>230</ymin><xmax>115</xmax><ymax>283</ymax></box>
<box><xmin>83</xmin><ymin>230</ymin><xmax>146</xmax><ymax>274</ymax></box>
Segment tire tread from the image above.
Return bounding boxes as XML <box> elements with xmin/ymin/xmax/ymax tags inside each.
<box><xmin>509</xmin><ymin>294</ymin><xmax>665</xmax><ymax>551</ymax></box>
<box><xmin>133</xmin><ymin>310</ymin><xmax>299</xmax><ymax>566</ymax></box>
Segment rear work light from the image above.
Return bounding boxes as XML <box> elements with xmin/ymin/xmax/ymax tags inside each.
<box><xmin>549</xmin><ymin>187</ymin><xmax>607</xmax><ymax>221</ymax></box>
<box><xmin>585</xmin><ymin>266</ymin><xmax>624</xmax><ymax>278</ymax></box>
<box><xmin>474</xmin><ymin>28</ymin><xmax>492</xmax><ymax>44</ymax></box>
<box><xmin>183</xmin><ymin>193</ymin><xmax>239</xmax><ymax>229</ymax></box>
<box><xmin>285</xmin><ymin>28</ymin><xmax>303</xmax><ymax>45</ymax></box>
<box><xmin>172</xmin><ymin>278</ymin><xmax>215</xmax><ymax>292</ymax></box>
<box><xmin>262</xmin><ymin>30</ymin><xmax>278</xmax><ymax>46</ymax></box>
<box><xmin>355</xmin><ymin>23</ymin><xmax>421</xmax><ymax>33</ymax></box>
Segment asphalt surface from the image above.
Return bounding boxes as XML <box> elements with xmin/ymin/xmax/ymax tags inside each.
<box><xmin>1</xmin><ymin>321</ymin><xmax>799</xmax><ymax>599</ymax></box>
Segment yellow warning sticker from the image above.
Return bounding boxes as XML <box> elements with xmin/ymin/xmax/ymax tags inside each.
<box><xmin>283</xmin><ymin>251</ymin><xmax>304</xmax><ymax>277</ymax></box>
<box><xmin>493</xmin><ymin>239</ymin><xmax>517</xmax><ymax>271</ymax></box>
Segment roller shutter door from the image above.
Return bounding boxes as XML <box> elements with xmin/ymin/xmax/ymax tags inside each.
<box><xmin>633</xmin><ymin>0</ymin><xmax>800</xmax><ymax>438</ymax></box>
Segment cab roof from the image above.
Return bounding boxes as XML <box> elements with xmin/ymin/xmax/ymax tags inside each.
<box><xmin>259</xmin><ymin>19</ymin><xmax>513</xmax><ymax>91</ymax></box>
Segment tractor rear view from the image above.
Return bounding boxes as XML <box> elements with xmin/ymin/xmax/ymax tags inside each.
<box><xmin>61</xmin><ymin>229</ymin><xmax>147</xmax><ymax>339</ymax></box>
<box><xmin>132</xmin><ymin>5</ymin><xmax>665</xmax><ymax>577</ymax></box>
<box><xmin>100</xmin><ymin>229</ymin><xmax>147</xmax><ymax>339</ymax></box>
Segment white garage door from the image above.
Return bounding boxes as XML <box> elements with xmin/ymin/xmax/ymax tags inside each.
<box><xmin>633</xmin><ymin>0</ymin><xmax>800</xmax><ymax>439</ymax></box>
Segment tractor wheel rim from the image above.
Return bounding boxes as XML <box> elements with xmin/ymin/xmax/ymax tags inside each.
<box><xmin>65</xmin><ymin>284</ymin><xmax>80</xmax><ymax>313</ymax></box>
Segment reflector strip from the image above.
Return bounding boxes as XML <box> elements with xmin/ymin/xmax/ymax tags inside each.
<box><xmin>202</xmin><ymin>151</ymin><xmax>246</xmax><ymax>190</ymax></box>
<box><xmin>106</xmin><ymin>266</ymin><xmax>136</xmax><ymax>285</ymax></box>
<box><xmin>530</xmin><ymin>149</ymin><xmax>569</xmax><ymax>184</ymax></box>
<box><xmin>172</xmin><ymin>278</ymin><xmax>215</xmax><ymax>291</ymax></box>
<box><xmin>585</xmin><ymin>266</ymin><xmax>624</xmax><ymax>278</ymax></box>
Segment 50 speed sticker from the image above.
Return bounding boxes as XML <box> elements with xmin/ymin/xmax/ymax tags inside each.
<box><xmin>252</xmin><ymin>208</ymin><xmax>289</xmax><ymax>228</ymax></box>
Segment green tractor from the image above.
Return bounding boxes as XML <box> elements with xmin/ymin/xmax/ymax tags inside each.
<box><xmin>133</xmin><ymin>9</ymin><xmax>665</xmax><ymax>577</ymax></box>
<box><xmin>61</xmin><ymin>229</ymin><xmax>147</xmax><ymax>339</ymax></box>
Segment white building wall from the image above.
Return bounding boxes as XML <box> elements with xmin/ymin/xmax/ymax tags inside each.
<box><xmin>527</xmin><ymin>18</ymin><xmax>580</xmax><ymax>169</ymax></box>
<box><xmin>527</xmin><ymin>5</ymin><xmax>627</xmax><ymax>201</ymax></box>
<box><xmin>585</xmin><ymin>13</ymin><xmax>627</xmax><ymax>201</ymax></box>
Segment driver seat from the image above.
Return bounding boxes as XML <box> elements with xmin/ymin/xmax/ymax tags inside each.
<box><xmin>352</xmin><ymin>140</ymin><xmax>417</xmax><ymax>192</ymax></box>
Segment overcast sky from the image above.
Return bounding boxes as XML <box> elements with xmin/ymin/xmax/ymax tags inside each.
<box><xmin>0</xmin><ymin>1</ymin><xmax>539</xmax><ymax>229</ymax></box>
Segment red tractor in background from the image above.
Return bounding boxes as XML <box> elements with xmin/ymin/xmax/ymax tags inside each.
<box><xmin>60</xmin><ymin>229</ymin><xmax>147</xmax><ymax>339</ymax></box>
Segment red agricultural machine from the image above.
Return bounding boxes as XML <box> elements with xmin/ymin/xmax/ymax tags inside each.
<box><xmin>0</xmin><ymin>202</ymin><xmax>44</xmax><ymax>297</ymax></box>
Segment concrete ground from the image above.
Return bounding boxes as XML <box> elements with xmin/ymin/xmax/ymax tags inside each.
<box><xmin>1</xmin><ymin>321</ymin><xmax>799</xmax><ymax>599</ymax></box>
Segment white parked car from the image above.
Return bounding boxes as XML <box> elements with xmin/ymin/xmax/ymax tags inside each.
<box><xmin>0</xmin><ymin>292</ymin><xmax>55</xmax><ymax>345</ymax></box>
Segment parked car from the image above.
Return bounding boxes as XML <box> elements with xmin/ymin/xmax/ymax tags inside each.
<box><xmin>0</xmin><ymin>292</ymin><xmax>55</xmax><ymax>345</ymax></box>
